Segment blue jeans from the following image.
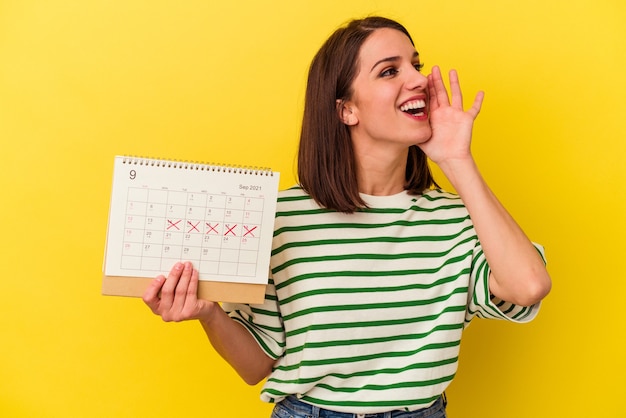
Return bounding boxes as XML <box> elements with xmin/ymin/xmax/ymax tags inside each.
<box><xmin>270</xmin><ymin>395</ymin><xmax>447</xmax><ymax>418</ymax></box>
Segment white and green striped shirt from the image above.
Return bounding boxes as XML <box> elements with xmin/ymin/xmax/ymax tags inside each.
<box><xmin>225</xmin><ymin>187</ymin><xmax>543</xmax><ymax>414</ymax></box>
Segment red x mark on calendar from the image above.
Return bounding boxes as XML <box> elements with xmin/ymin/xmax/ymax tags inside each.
<box><xmin>206</xmin><ymin>222</ymin><xmax>219</xmax><ymax>234</ymax></box>
<box><xmin>224</xmin><ymin>224</ymin><xmax>237</xmax><ymax>236</ymax></box>
<box><xmin>243</xmin><ymin>225</ymin><xmax>257</xmax><ymax>237</ymax></box>
<box><xmin>187</xmin><ymin>221</ymin><xmax>200</xmax><ymax>233</ymax></box>
<box><xmin>167</xmin><ymin>219</ymin><xmax>181</xmax><ymax>230</ymax></box>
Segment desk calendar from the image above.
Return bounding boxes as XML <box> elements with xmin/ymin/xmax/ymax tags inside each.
<box><xmin>102</xmin><ymin>156</ymin><xmax>279</xmax><ymax>303</ymax></box>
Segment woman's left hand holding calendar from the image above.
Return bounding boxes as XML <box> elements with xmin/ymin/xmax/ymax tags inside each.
<box><xmin>143</xmin><ymin>261</ymin><xmax>218</xmax><ymax>322</ymax></box>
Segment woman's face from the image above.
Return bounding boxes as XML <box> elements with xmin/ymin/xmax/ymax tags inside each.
<box><xmin>342</xmin><ymin>28</ymin><xmax>431</xmax><ymax>152</ymax></box>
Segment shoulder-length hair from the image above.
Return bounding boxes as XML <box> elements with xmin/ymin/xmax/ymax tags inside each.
<box><xmin>297</xmin><ymin>16</ymin><xmax>437</xmax><ymax>213</ymax></box>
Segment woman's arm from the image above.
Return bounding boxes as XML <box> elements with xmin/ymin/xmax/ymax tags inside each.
<box><xmin>438</xmin><ymin>158</ymin><xmax>551</xmax><ymax>306</ymax></box>
<box><xmin>421</xmin><ymin>66</ymin><xmax>551</xmax><ymax>306</ymax></box>
<box><xmin>143</xmin><ymin>262</ymin><xmax>275</xmax><ymax>384</ymax></box>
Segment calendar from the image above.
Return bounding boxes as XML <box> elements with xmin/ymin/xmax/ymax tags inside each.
<box><xmin>102</xmin><ymin>156</ymin><xmax>279</xmax><ymax>303</ymax></box>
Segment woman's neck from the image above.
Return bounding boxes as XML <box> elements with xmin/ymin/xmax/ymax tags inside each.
<box><xmin>355</xmin><ymin>146</ymin><xmax>408</xmax><ymax>196</ymax></box>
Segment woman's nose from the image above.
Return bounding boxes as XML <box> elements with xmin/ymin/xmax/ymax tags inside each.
<box><xmin>406</xmin><ymin>67</ymin><xmax>428</xmax><ymax>90</ymax></box>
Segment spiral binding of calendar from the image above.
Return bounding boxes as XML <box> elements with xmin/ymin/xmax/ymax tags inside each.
<box><xmin>121</xmin><ymin>155</ymin><xmax>274</xmax><ymax>176</ymax></box>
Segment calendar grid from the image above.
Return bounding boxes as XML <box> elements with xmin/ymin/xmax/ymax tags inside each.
<box><xmin>120</xmin><ymin>187</ymin><xmax>264</xmax><ymax>279</ymax></box>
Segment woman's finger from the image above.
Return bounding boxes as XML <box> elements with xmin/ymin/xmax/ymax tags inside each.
<box><xmin>170</xmin><ymin>262</ymin><xmax>193</xmax><ymax>313</ymax></box>
<box><xmin>159</xmin><ymin>262</ymin><xmax>184</xmax><ymax>311</ymax></box>
<box><xmin>468</xmin><ymin>91</ymin><xmax>485</xmax><ymax>119</ymax></box>
<box><xmin>142</xmin><ymin>275</ymin><xmax>166</xmax><ymax>313</ymax></box>
<box><xmin>186</xmin><ymin>266</ymin><xmax>200</xmax><ymax>304</ymax></box>
<box><xmin>427</xmin><ymin>74</ymin><xmax>439</xmax><ymax>112</ymax></box>
<box><xmin>448</xmin><ymin>69</ymin><xmax>463</xmax><ymax>109</ymax></box>
<box><xmin>430</xmin><ymin>66</ymin><xmax>450</xmax><ymax>106</ymax></box>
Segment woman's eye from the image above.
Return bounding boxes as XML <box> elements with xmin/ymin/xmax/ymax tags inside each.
<box><xmin>414</xmin><ymin>63</ymin><xmax>425</xmax><ymax>72</ymax></box>
<box><xmin>380</xmin><ymin>67</ymin><xmax>398</xmax><ymax>77</ymax></box>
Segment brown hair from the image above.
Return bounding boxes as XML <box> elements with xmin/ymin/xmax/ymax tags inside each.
<box><xmin>297</xmin><ymin>16</ymin><xmax>437</xmax><ymax>213</ymax></box>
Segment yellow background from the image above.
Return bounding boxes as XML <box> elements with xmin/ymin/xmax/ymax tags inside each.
<box><xmin>1</xmin><ymin>1</ymin><xmax>625</xmax><ymax>417</ymax></box>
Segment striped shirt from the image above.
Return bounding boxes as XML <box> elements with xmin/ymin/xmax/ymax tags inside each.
<box><xmin>224</xmin><ymin>187</ymin><xmax>544</xmax><ymax>414</ymax></box>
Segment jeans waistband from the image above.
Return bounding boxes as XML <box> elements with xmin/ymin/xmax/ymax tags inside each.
<box><xmin>276</xmin><ymin>394</ymin><xmax>446</xmax><ymax>418</ymax></box>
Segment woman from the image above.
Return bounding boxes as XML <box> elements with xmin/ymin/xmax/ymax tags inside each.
<box><xmin>143</xmin><ymin>16</ymin><xmax>551</xmax><ymax>417</ymax></box>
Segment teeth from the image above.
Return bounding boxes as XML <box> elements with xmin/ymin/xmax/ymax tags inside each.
<box><xmin>400</xmin><ymin>99</ymin><xmax>426</xmax><ymax>112</ymax></box>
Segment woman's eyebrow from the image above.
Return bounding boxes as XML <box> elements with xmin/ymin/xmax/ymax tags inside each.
<box><xmin>370</xmin><ymin>56</ymin><xmax>400</xmax><ymax>72</ymax></box>
<box><xmin>370</xmin><ymin>51</ymin><xmax>420</xmax><ymax>73</ymax></box>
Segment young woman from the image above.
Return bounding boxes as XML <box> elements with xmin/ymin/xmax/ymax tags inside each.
<box><xmin>143</xmin><ymin>16</ymin><xmax>551</xmax><ymax>418</ymax></box>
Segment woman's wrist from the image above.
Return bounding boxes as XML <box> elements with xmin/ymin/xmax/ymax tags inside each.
<box><xmin>436</xmin><ymin>156</ymin><xmax>482</xmax><ymax>196</ymax></box>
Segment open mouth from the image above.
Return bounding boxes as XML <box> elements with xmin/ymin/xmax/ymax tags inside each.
<box><xmin>400</xmin><ymin>99</ymin><xmax>426</xmax><ymax>117</ymax></box>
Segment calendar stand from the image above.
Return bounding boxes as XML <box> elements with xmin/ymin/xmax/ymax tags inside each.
<box><xmin>102</xmin><ymin>276</ymin><xmax>266</xmax><ymax>304</ymax></box>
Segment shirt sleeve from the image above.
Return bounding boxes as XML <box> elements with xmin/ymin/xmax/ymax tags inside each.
<box><xmin>222</xmin><ymin>277</ymin><xmax>286</xmax><ymax>360</ymax></box>
<box><xmin>465</xmin><ymin>242</ymin><xmax>547</xmax><ymax>326</ymax></box>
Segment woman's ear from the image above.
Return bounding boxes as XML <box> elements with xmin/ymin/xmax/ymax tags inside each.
<box><xmin>336</xmin><ymin>99</ymin><xmax>358</xmax><ymax>126</ymax></box>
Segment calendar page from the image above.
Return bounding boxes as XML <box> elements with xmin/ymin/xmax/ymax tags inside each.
<box><xmin>103</xmin><ymin>156</ymin><xmax>279</xmax><ymax>288</ymax></box>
